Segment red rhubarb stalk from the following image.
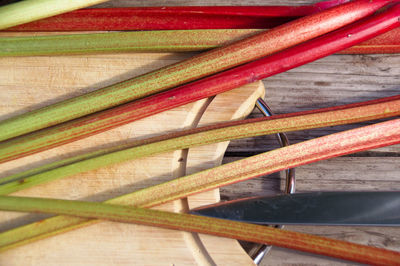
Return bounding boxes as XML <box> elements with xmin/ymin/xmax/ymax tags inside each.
<box><xmin>1</xmin><ymin>2</ymin><xmax>398</xmax><ymax>163</ymax></box>
<box><xmin>4</xmin><ymin>0</ymin><xmax>350</xmax><ymax>31</ymax></box>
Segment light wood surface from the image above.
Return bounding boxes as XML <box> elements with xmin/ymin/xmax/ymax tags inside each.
<box><xmin>0</xmin><ymin>50</ymin><xmax>264</xmax><ymax>264</ymax></box>
<box><xmin>1</xmin><ymin>0</ymin><xmax>399</xmax><ymax>265</ymax></box>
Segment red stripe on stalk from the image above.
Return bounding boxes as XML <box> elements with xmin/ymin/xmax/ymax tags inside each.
<box><xmin>5</xmin><ymin>1</ymin><xmax>350</xmax><ymax>31</ymax></box>
<box><xmin>1</xmin><ymin>3</ymin><xmax>399</xmax><ymax>163</ymax></box>
<box><xmin>341</xmin><ymin>27</ymin><xmax>400</xmax><ymax>53</ymax></box>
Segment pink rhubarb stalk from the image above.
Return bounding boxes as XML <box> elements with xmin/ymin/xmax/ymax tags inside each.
<box><xmin>1</xmin><ymin>2</ymin><xmax>398</xmax><ymax>163</ymax></box>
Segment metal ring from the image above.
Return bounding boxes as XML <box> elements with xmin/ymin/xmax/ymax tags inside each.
<box><xmin>250</xmin><ymin>98</ymin><xmax>296</xmax><ymax>264</ymax></box>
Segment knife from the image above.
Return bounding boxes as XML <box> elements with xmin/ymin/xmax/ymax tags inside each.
<box><xmin>191</xmin><ymin>192</ymin><xmax>400</xmax><ymax>226</ymax></box>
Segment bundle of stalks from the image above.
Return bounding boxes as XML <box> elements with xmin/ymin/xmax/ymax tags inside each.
<box><xmin>1</xmin><ymin>0</ymin><xmax>400</xmax><ymax>264</ymax></box>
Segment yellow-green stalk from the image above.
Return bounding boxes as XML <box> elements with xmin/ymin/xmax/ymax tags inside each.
<box><xmin>0</xmin><ymin>30</ymin><xmax>262</xmax><ymax>56</ymax></box>
<box><xmin>1</xmin><ymin>28</ymin><xmax>399</xmax><ymax>56</ymax></box>
<box><xmin>0</xmin><ymin>0</ymin><xmax>108</xmax><ymax>30</ymax></box>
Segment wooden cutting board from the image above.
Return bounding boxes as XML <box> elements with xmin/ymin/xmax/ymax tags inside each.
<box><xmin>0</xmin><ymin>52</ymin><xmax>265</xmax><ymax>265</ymax></box>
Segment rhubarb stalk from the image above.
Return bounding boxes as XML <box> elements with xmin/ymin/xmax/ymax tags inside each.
<box><xmin>0</xmin><ymin>29</ymin><xmax>264</xmax><ymax>56</ymax></box>
<box><xmin>0</xmin><ymin>0</ymin><xmax>390</xmax><ymax>142</ymax></box>
<box><xmin>0</xmin><ymin>196</ymin><xmax>399</xmax><ymax>265</ymax></box>
<box><xmin>2</xmin><ymin>27</ymin><xmax>400</xmax><ymax>56</ymax></box>
<box><xmin>1</xmin><ymin>3</ymin><xmax>399</xmax><ymax>163</ymax></box>
<box><xmin>1</xmin><ymin>118</ymin><xmax>399</xmax><ymax>253</ymax></box>
<box><xmin>3</xmin><ymin>1</ymin><xmax>350</xmax><ymax>31</ymax></box>
<box><xmin>0</xmin><ymin>0</ymin><xmax>108</xmax><ymax>30</ymax></box>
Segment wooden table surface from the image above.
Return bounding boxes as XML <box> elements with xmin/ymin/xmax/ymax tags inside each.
<box><xmin>96</xmin><ymin>1</ymin><xmax>400</xmax><ymax>265</ymax></box>
<box><xmin>2</xmin><ymin>0</ymin><xmax>400</xmax><ymax>265</ymax></box>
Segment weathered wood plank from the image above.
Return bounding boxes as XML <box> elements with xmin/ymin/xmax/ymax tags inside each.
<box><xmin>221</xmin><ymin>157</ymin><xmax>400</xmax><ymax>199</ymax></box>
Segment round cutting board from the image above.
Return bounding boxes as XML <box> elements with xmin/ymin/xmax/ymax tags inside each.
<box><xmin>0</xmin><ymin>52</ymin><xmax>264</xmax><ymax>265</ymax></box>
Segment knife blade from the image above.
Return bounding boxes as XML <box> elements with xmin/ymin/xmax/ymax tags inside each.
<box><xmin>191</xmin><ymin>192</ymin><xmax>400</xmax><ymax>226</ymax></box>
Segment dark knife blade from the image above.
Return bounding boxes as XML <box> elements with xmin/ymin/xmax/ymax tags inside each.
<box><xmin>191</xmin><ymin>192</ymin><xmax>400</xmax><ymax>226</ymax></box>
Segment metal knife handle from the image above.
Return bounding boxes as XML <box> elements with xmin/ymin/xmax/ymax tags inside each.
<box><xmin>256</xmin><ymin>98</ymin><xmax>295</xmax><ymax>194</ymax></box>
<box><xmin>250</xmin><ymin>98</ymin><xmax>296</xmax><ymax>264</ymax></box>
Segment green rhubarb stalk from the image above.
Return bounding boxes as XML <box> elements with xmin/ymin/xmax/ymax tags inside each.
<box><xmin>2</xmin><ymin>28</ymin><xmax>399</xmax><ymax>56</ymax></box>
<box><xmin>0</xmin><ymin>30</ymin><xmax>263</xmax><ymax>56</ymax></box>
<box><xmin>0</xmin><ymin>196</ymin><xmax>399</xmax><ymax>265</ymax></box>
<box><xmin>1</xmin><ymin>95</ymin><xmax>399</xmax><ymax>194</ymax></box>
<box><xmin>0</xmin><ymin>0</ymin><xmax>389</xmax><ymax>141</ymax></box>
<box><xmin>1</xmin><ymin>118</ymin><xmax>400</xmax><ymax>252</ymax></box>
<box><xmin>0</xmin><ymin>0</ymin><xmax>108</xmax><ymax>30</ymax></box>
